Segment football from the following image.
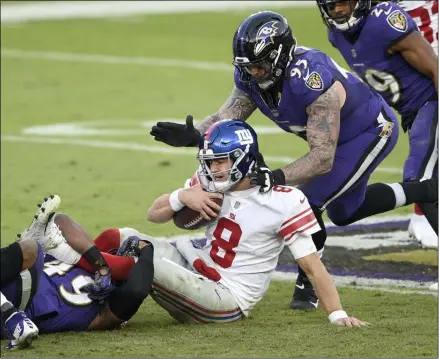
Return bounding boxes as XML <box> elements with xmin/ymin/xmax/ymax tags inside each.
<box><xmin>173</xmin><ymin>197</ymin><xmax>223</xmax><ymax>230</ymax></box>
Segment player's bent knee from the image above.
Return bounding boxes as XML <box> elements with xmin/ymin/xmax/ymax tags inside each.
<box><xmin>329</xmin><ymin>217</ymin><xmax>352</xmax><ymax>226</ymax></box>
<box><xmin>118</xmin><ymin>227</ymin><xmax>140</xmax><ymax>242</ymax></box>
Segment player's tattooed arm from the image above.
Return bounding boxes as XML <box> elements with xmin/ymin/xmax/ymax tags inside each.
<box><xmin>281</xmin><ymin>82</ymin><xmax>343</xmax><ymax>185</ymax></box>
<box><xmin>197</xmin><ymin>86</ymin><xmax>257</xmax><ymax>135</ymax></box>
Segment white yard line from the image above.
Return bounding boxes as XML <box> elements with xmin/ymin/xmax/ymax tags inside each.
<box><xmin>1</xmin><ymin>48</ymin><xmax>233</xmax><ymax>72</ymax></box>
<box><xmin>1</xmin><ymin>1</ymin><xmax>314</xmax><ymax>24</ymax></box>
<box><xmin>1</xmin><ymin>134</ymin><xmax>403</xmax><ymax>174</ymax></box>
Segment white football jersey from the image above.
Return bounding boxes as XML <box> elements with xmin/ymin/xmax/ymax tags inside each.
<box><xmin>184</xmin><ymin>173</ymin><xmax>320</xmax><ymax>316</ymax></box>
<box><xmin>399</xmin><ymin>0</ymin><xmax>438</xmax><ymax>53</ymax></box>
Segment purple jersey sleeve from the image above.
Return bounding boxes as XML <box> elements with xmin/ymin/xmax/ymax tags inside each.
<box><xmin>368</xmin><ymin>2</ymin><xmax>419</xmax><ymax>48</ymax></box>
<box><xmin>288</xmin><ymin>56</ymin><xmax>335</xmax><ymax>108</ymax></box>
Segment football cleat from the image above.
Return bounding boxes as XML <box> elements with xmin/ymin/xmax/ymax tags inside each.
<box><xmin>408</xmin><ymin>213</ymin><xmax>438</xmax><ymax>249</ymax></box>
<box><xmin>18</xmin><ymin>195</ymin><xmax>64</xmax><ymax>251</ymax></box>
<box><xmin>289</xmin><ymin>274</ymin><xmax>319</xmax><ymax>310</ymax></box>
<box><xmin>5</xmin><ymin>311</ymin><xmax>39</xmax><ymax>350</ymax></box>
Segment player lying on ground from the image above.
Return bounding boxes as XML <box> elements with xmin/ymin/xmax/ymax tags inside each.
<box><xmin>146</xmin><ymin>119</ymin><xmax>370</xmax><ymax>327</ymax></box>
<box><xmin>150</xmin><ymin>10</ymin><xmax>438</xmax><ymax>311</ymax></box>
<box><xmin>1</xmin><ymin>196</ymin><xmax>154</xmax><ymax>350</ymax></box>
<box><xmin>317</xmin><ymin>0</ymin><xmax>438</xmax><ymax>245</ymax></box>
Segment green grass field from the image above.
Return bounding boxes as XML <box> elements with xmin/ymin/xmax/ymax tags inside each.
<box><xmin>1</xmin><ymin>3</ymin><xmax>437</xmax><ymax>358</ymax></box>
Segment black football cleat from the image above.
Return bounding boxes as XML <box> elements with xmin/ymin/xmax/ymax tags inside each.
<box><xmin>289</xmin><ymin>274</ymin><xmax>319</xmax><ymax>310</ymax></box>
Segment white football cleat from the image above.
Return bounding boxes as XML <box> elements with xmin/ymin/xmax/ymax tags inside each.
<box><xmin>5</xmin><ymin>311</ymin><xmax>39</xmax><ymax>350</ymax></box>
<box><xmin>18</xmin><ymin>195</ymin><xmax>63</xmax><ymax>251</ymax></box>
<box><xmin>408</xmin><ymin>213</ymin><xmax>438</xmax><ymax>249</ymax></box>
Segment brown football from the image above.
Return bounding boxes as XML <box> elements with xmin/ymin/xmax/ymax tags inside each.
<box><xmin>173</xmin><ymin>196</ymin><xmax>224</xmax><ymax>230</ymax></box>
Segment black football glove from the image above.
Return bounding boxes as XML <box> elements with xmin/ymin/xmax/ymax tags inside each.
<box><xmin>150</xmin><ymin>115</ymin><xmax>201</xmax><ymax>147</ymax></box>
<box><xmin>249</xmin><ymin>153</ymin><xmax>286</xmax><ymax>193</ymax></box>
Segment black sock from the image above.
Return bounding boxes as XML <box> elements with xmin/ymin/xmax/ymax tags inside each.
<box><xmin>83</xmin><ymin>246</ymin><xmax>109</xmax><ymax>272</ymax></box>
<box><xmin>1</xmin><ymin>242</ymin><xmax>23</xmax><ymax>286</ymax></box>
<box><xmin>418</xmin><ymin>202</ymin><xmax>438</xmax><ymax>234</ymax></box>
<box><xmin>400</xmin><ymin>180</ymin><xmax>437</xmax><ymax>204</ymax></box>
<box><xmin>334</xmin><ymin>180</ymin><xmax>437</xmax><ymax>226</ymax></box>
<box><xmin>1</xmin><ymin>302</ymin><xmax>18</xmax><ymax>324</ymax></box>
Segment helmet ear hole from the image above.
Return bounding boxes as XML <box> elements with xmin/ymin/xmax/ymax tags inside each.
<box><xmin>232</xmin><ymin>150</ymin><xmax>241</xmax><ymax>159</ymax></box>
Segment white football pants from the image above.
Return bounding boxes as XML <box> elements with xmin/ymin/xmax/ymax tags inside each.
<box><xmin>118</xmin><ymin>228</ymin><xmax>242</xmax><ymax>324</ymax></box>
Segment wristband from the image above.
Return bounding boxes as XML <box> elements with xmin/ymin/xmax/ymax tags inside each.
<box><xmin>169</xmin><ymin>189</ymin><xmax>185</xmax><ymax>212</ymax></box>
<box><xmin>272</xmin><ymin>168</ymin><xmax>286</xmax><ymax>185</ymax></box>
<box><xmin>328</xmin><ymin>310</ymin><xmax>348</xmax><ymax>323</ymax></box>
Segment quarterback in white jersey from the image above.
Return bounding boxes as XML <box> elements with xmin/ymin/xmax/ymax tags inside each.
<box><xmin>190</xmin><ymin>171</ymin><xmax>319</xmax><ymax>314</ymax></box>
<box><xmin>146</xmin><ymin>119</ymin><xmax>370</xmax><ymax>327</ymax></box>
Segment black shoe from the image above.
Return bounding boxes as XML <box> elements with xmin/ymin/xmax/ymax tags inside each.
<box><xmin>289</xmin><ymin>274</ymin><xmax>319</xmax><ymax>310</ymax></box>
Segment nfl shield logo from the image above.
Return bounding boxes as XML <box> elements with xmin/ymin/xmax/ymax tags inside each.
<box><xmin>351</xmin><ymin>49</ymin><xmax>357</xmax><ymax>58</ymax></box>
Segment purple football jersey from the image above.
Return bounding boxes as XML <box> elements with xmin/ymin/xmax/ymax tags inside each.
<box><xmin>328</xmin><ymin>1</ymin><xmax>436</xmax><ymax>118</ymax></box>
<box><xmin>234</xmin><ymin>46</ymin><xmax>387</xmax><ymax>144</ymax></box>
<box><xmin>25</xmin><ymin>256</ymin><xmax>100</xmax><ymax>334</ymax></box>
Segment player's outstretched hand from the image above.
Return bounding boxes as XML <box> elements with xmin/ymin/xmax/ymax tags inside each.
<box><xmin>332</xmin><ymin>316</ymin><xmax>371</xmax><ymax>327</ymax></box>
<box><xmin>150</xmin><ymin>115</ymin><xmax>201</xmax><ymax>147</ymax></box>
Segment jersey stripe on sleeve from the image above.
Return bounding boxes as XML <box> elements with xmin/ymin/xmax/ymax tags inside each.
<box><xmin>277</xmin><ymin>207</ymin><xmax>319</xmax><ymax>243</ymax></box>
